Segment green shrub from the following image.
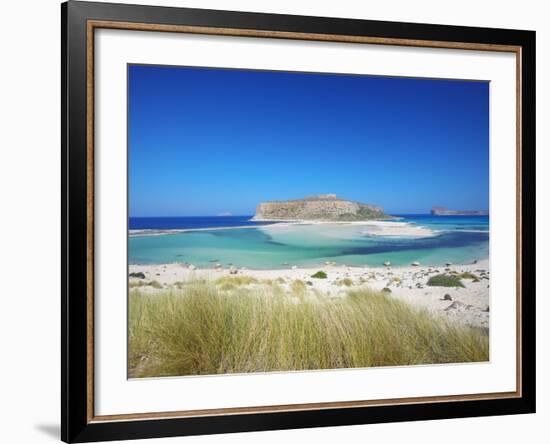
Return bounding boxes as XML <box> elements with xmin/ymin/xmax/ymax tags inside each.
<box><xmin>129</xmin><ymin>272</ymin><xmax>146</xmax><ymax>279</ymax></box>
<box><xmin>427</xmin><ymin>274</ymin><xmax>464</xmax><ymax>288</ymax></box>
<box><xmin>311</xmin><ymin>271</ymin><xmax>327</xmax><ymax>279</ymax></box>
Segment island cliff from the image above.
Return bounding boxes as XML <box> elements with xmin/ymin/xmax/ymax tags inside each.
<box><xmin>431</xmin><ymin>206</ymin><xmax>489</xmax><ymax>216</ymax></box>
<box><xmin>252</xmin><ymin>194</ymin><xmax>389</xmax><ymax>221</ymax></box>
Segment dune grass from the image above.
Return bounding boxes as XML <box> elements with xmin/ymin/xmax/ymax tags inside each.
<box><xmin>128</xmin><ymin>279</ymin><xmax>488</xmax><ymax>378</ymax></box>
<box><xmin>128</xmin><ymin>279</ymin><xmax>163</xmax><ymax>289</ymax></box>
<box><xmin>215</xmin><ymin>275</ymin><xmax>258</xmax><ymax>290</ymax></box>
<box><xmin>290</xmin><ymin>279</ymin><xmax>307</xmax><ymax>295</ymax></box>
<box><xmin>336</xmin><ymin>278</ymin><xmax>354</xmax><ymax>287</ymax></box>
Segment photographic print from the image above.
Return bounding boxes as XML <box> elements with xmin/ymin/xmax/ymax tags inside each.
<box><xmin>127</xmin><ymin>64</ymin><xmax>490</xmax><ymax>378</ymax></box>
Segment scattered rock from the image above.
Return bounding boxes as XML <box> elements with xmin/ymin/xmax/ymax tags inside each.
<box><xmin>381</xmin><ymin>287</ymin><xmax>392</xmax><ymax>293</ymax></box>
<box><xmin>411</xmin><ymin>261</ymin><xmax>420</xmax><ymax>266</ymax></box>
<box><xmin>444</xmin><ymin>301</ymin><xmax>466</xmax><ymax>311</ymax></box>
<box><xmin>444</xmin><ymin>301</ymin><xmax>473</xmax><ymax>311</ymax></box>
<box><xmin>188</xmin><ymin>264</ymin><xmax>197</xmax><ymax>271</ymax></box>
<box><xmin>442</xmin><ymin>294</ymin><xmax>452</xmax><ymax>301</ymax></box>
<box><xmin>483</xmin><ymin>306</ymin><xmax>490</xmax><ymax>312</ymax></box>
<box><xmin>229</xmin><ymin>266</ymin><xmax>238</xmax><ymax>275</ymax></box>
<box><xmin>383</xmin><ymin>261</ymin><xmax>391</xmax><ymax>266</ymax></box>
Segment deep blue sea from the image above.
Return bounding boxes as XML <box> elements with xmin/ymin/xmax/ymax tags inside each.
<box><xmin>129</xmin><ymin>216</ymin><xmax>275</xmax><ymax>230</ymax></box>
<box><xmin>128</xmin><ymin>215</ymin><xmax>489</xmax><ymax>269</ymax></box>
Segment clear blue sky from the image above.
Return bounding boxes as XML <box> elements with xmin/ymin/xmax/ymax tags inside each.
<box><xmin>129</xmin><ymin>64</ymin><xmax>489</xmax><ymax>216</ymax></box>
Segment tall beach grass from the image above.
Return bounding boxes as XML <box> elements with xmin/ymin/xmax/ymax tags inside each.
<box><xmin>128</xmin><ymin>279</ymin><xmax>488</xmax><ymax>378</ymax></box>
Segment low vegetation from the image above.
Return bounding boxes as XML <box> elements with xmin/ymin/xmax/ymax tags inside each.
<box><xmin>290</xmin><ymin>279</ymin><xmax>307</xmax><ymax>295</ymax></box>
<box><xmin>129</xmin><ymin>272</ymin><xmax>146</xmax><ymax>279</ymax></box>
<box><xmin>458</xmin><ymin>272</ymin><xmax>481</xmax><ymax>283</ymax></box>
<box><xmin>427</xmin><ymin>274</ymin><xmax>465</xmax><ymax>288</ymax></box>
<box><xmin>128</xmin><ymin>279</ymin><xmax>163</xmax><ymax>289</ymax></box>
<box><xmin>128</xmin><ymin>278</ymin><xmax>488</xmax><ymax>378</ymax></box>
<box><xmin>336</xmin><ymin>278</ymin><xmax>353</xmax><ymax>287</ymax></box>
<box><xmin>311</xmin><ymin>271</ymin><xmax>328</xmax><ymax>279</ymax></box>
<box><xmin>459</xmin><ymin>272</ymin><xmax>478</xmax><ymax>280</ymax></box>
<box><xmin>215</xmin><ymin>275</ymin><xmax>258</xmax><ymax>290</ymax></box>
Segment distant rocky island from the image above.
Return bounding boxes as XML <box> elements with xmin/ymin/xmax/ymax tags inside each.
<box><xmin>252</xmin><ymin>194</ymin><xmax>390</xmax><ymax>221</ymax></box>
<box><xmin>431</xmin><ymin>206</ymin><xmax>489</xmax><ymax>216</ymax></box>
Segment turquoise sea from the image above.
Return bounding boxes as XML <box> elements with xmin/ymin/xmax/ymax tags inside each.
<box><xmin>128</xmin><ymin>215</ymin><xmax>489</xmax><ymax>269</ymax></box>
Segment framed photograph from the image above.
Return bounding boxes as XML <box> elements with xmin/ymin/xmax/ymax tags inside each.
<box><xmin>61</xmin><ymin>1</ymin><xmax>535</xmax><ymax>442</ymax></box>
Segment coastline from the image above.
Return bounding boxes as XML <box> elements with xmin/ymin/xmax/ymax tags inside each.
<box><xmin>129</xmin><ymin>225</ymin><xmax>268</xmax><ymax>237</ymax></box>
<box><xmin>129</xmin><ymin>258</ymin><xmax>489</xmax><ymax>330</ymax></box>
<box><xmin>129</xmin><ymin>219</ymin><xmax>438</xmax><ymax>238</ymax></box>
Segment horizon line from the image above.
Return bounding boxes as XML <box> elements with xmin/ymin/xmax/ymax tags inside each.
<box><xmin>127</xmin><ymin>212</ymin><xmax>492</xmax><ymax>218</ymax></box>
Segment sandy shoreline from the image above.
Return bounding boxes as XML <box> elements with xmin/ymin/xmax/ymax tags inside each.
<box><xmin>129</xmin><ymin>259</ymin><xmax>490</xmax><ymax>330</ymax></box>
<box><xmin>129</xmin><ymin>219</ymin><xmax>439</xmax><ymax>238</ymax></box>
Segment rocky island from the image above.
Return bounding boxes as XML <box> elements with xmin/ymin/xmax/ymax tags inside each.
<box><xmin>252</xmin><ymin>194</ymin><xmax>390</xmax><ymax>221</ymax></box>
<box><xmin>431</xmin><ymin>206</ymin><xmax>489</xmax><ymax>216</ymax></box>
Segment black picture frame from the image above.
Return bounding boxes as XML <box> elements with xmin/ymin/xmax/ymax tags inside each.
<box><xmin>62</xmin><ymin>1</ymin><xmax>536</xmax><ymax>442</ymax></box>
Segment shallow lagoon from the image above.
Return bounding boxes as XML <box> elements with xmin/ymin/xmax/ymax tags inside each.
<box><xmin>128</xmin><ymin>215</ymin><xmax>489</xmax><ymax>269</ymax></box>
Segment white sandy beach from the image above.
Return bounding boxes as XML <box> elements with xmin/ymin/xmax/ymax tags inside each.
<box><xmin>129</xmin><ymin>258</ymin><xmax>490</xmax><ymax>330</ymax></box>
<box><xmin>129</xmin><ymin>219</ymin><xmax>438</xmax><ymax>238</ymax></box>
